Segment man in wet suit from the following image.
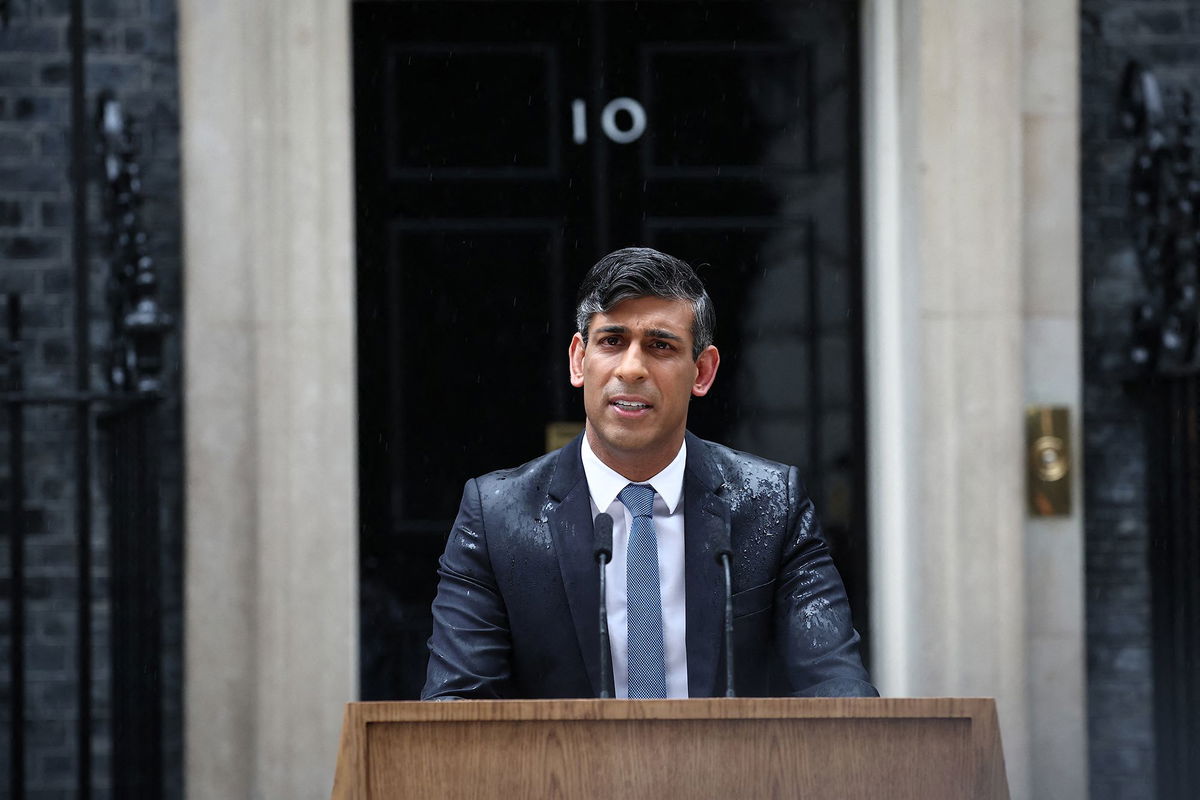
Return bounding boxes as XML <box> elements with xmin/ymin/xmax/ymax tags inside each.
<box><xmin>422</xmin><ymin>247</ymin><xmax>875</xmax><ymax>700</ymax></box>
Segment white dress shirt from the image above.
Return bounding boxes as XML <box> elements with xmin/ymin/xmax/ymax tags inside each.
<box><xmin>581</xmin><ymin>436</ymin><xmax>689</xmax><ymax>698</ymax></box>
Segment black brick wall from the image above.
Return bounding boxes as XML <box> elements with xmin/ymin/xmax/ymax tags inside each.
<box><xmin>1080</xmin><ymin>2</ymin><xmax>1200</xmax><ymax>798</ymax></box>
<box><xmin>0</xmin><ymin>0</ymin><xmax>182</xmax><ymax>797</ymax></box>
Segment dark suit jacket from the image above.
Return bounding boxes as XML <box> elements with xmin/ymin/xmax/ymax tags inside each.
<box><xmin>421</xmin><ymin>432</ymin><xmax>876</xmax><ymax>699</ymax></box>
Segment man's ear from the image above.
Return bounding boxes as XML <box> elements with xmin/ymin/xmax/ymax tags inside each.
<box><xmin>568</xmin><ymin>333</ymin><xmax>586</xmax><ymax>388</ymax></box>
<box><xmin>691</xmin><ymin>345</ymin><xmax>720</xmax><ymax>397</ymax></box>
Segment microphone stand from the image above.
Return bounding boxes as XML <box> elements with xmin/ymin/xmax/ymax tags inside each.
<box><xmin>593</xmin><ymin>513</ymin><xmax>614</xmax><ymax>698</ymax></box>
<box><xmin>718</xmin><ymin>549</ymin><xmax>735</xmax><ymax>697</ymax></box>
<box><xmin>715</xmin><ymin>513</ymin><xmax>736</xmax><ymax>698</ymax></box>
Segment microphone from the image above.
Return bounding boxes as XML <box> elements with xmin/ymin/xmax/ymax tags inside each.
<box><xmin>714</xmin><ymin>523</ymin><xmax>736</xmax><ymax>698</ymax></box>
<box><xmin>593</xmin><ymin>512</ymin><xmax>614</xmax><ymax>698</ymax></box>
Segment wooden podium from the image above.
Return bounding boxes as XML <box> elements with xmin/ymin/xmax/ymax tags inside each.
<box><xmin>331</xmin><ymin>697</ymin><xmax>1009</xmax><ymax>799</ymax></box>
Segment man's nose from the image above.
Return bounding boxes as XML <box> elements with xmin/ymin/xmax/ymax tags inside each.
<box><xmin>615</xmin><ymin>345</ymin><xmax>648</xmax><ymax>381</ymax></box>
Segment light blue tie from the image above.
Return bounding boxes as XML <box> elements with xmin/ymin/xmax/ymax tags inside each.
<box><xmin>619</xmin><ymin>483</ymin><xmax>667</xmax><ymax>698</ymax></box>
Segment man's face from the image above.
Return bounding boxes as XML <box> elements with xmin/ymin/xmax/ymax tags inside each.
<box><xmin>569</xmin><ymin>296</ymin><xmax>719</xmax><ymax>478</ymax></box>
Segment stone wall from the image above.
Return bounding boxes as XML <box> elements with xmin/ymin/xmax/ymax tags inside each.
<box><xmin>1079</xmin><ymin>1</ymin><xmax>1200</xmax><ymax>797</ymax></box>
<box><xmin>0</xmin><ymin>0</ymin><xmax>182</xmax><ymax>796</ymax></box>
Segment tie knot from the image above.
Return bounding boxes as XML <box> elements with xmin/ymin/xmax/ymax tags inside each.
<box><xmin>619</xmin><ymin>483</ymin><xmax>655</xmax><ymax>518</ymax></box>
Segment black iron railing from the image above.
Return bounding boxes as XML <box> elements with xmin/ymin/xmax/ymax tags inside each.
<box><xmin>1140</xmin><ymin>375</ymin><xmax>1200</xmax><ymax>800</ymax></box>
<box><xmin>1120</xmin><ymin>61</ymin><xmax>1200</xmax><ymax>800</ymax></box>
<box><xmin>2</xmin><ymin>14</ymin><xmax>172</xmax><ymax>795</ymax></box>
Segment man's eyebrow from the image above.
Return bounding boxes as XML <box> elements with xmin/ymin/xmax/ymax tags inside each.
<box><xmin>593</xmin><ymin>324</ymin><xmax>627</xmax><ymax>335</ymax></box>
<box><xmin>591</xmin><ymin>324</ymin><xmax>684</xmax><ymax>342</ymax></box>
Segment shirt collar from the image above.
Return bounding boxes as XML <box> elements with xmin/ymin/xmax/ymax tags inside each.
<box><xmin>580</xmin><ymin>434</ymin><xmax>686</xmax><ymax>515</ymax></box>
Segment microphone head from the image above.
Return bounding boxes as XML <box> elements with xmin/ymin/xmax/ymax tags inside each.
<box><xmin>593</xmin><ymin>512</ymin><xmax>614</xmax><ymax>561</ymax></box>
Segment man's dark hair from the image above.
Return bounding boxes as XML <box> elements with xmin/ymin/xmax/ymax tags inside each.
<box><xmin>575</xmin><ymin>247</ymin><xmax>715</xmax><ymax>360</ymax></box>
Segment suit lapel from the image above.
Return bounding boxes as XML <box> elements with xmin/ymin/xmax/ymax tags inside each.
<box><xmin>546</xmin><ymin>434</ymin><xmax>607</xmax><ymax>697</ymax></box>
<box><xmin>683</xmin><ymin>433</ymin><xmax>729</xmax><ymax>698</ymax></box>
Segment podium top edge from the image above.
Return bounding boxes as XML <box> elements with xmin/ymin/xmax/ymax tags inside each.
<box><xmin>342</xmin><ymin>697</ymin><xmax>999</xmax><ymax>724</ymax></box>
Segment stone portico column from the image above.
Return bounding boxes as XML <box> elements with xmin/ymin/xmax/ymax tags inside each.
<box><xmin>865</xmin><ymin>1</ymin><xmax>1032</xmax><ymax>797</ymax></box>
<box><xmin>179</xmin><ymin>1</ymin><xmax>357</xmax><ymax>798</ymax></box>
<box><xmin>866</xmin><ymin>1</ymin><xmax>1087</xmax><ymax>798</ymax></box>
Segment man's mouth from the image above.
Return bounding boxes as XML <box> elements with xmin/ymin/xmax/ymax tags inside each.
<box><xmin>609</xmin><ymin>396</ymin><xmax>654</xmax><ymax>417</ymax></box>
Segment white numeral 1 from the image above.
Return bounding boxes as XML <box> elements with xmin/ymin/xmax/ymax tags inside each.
<box><xmin>572</xmin><ymin>99</ymin><xmax>588</xmax><ymax>144</ymax></box>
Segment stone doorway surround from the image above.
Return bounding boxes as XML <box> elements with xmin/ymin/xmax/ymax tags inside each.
<box><xmin>179</xmin><ymin>1</ymin><xmax>357</xmax><ymax>798</ymax></box>
<box><xmin>863</xmin><ymin>1</ymin><xmax>1085</xmax><ymax>799</ymax></box>
<box><xmin>178</xmin><ymin>1</ymin><xmax>1085</xmax><ymax>798</ymax></box>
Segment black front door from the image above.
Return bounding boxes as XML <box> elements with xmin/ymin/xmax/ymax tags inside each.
<box><xmin>354</xmin><ymin>0</ymin><xmax>866</xmax><ymax>700</ymax></box>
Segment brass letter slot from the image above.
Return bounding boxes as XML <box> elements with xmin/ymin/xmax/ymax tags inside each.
<box><xmin>1026</xmin><ymin>406</ymin><xmax>1071</xmax><ymax>516</ymax></box>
